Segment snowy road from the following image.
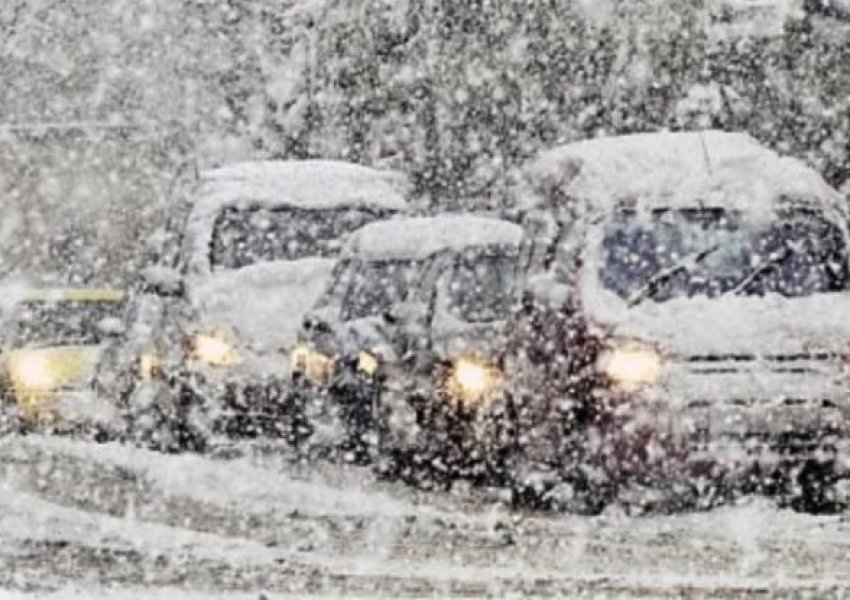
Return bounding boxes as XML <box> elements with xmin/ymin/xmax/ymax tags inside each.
<box><xmin>1</xmin><ymin>435</ymin><xmax>850</xmax><ymax>598</ymax></box>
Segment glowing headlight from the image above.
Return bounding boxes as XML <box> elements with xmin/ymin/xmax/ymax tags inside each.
<box><xmin>8</xmin><ymin>352</ymin><xmax>55</xmax><ymax>393</ymax></box>
<box><xmin>447</xmin><ymin>357</ymin><xmax>503</xmax><ymax>406</ymax></box>
<box><xmin>290</xmin><ymin>344</ymin><xmax>335</xmax><ymax>386</ymax></box>
<box><xmin>357</xmin><ymin>352</ymin><xmax>379</xmax><ymax>376</ymax></box>
<box><xmin>599</xmin><ymin>343</ymin><xmax>662</xmax><ymax>390</ymax></box>
<box><xmin>192</xmin><ymin>334</ymin><xmax>238</xmax><ymax>366</ymax></box>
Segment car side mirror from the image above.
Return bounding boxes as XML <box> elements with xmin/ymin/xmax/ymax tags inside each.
<box><xmin>140</xmin><ymin>266</ymin><xmax>185</xmax><ymax>298</ymax></box>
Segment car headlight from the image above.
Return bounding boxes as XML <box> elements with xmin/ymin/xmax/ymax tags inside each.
<box><xmin>8</xmin><ymin>351</ymin><xmax>56</xmax><ymax>394</ymax></box>
<box><xmin>599</xmin><ymin>343</ymin><xmax>662</xmax><ymax>390</ymax></box>
<box><xmin>290</xmin><ymin>344</ymin><xmax>335</xmax><ymax>386</ymax></box>
<box><xmin>357</xmin><ymin>352</ymin><xmax>379</xmax><ymax>376</ymax></box>
<box><xmin>191</xmin><ymin>333</ymin><xmax>238</xmax><ymax>367</ymax></box>
<box><xmin>446</xmin><ymin>357</ymin><xmax>503</xmax><ymax>406</ymax></box>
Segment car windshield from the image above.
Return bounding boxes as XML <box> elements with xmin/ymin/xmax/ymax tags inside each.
<box><xmin>342</xmin><ymin>259</ymin><xmax>425</xmax><ymax>321</ymax></box>
<box><xmin>210</xmin><ymin>206</ymin><xmax>383</xmax><ymax>270</ymax></box>
<box><xmin>448</xmin><ymin>247</ymin><xmax>520</xmax><ymax>322</ymax></box>
<box><xmin>10</xmin><ymin>300</ymin><xmax>125</xmax><ymax>348</ymax></box>
<box><xmin>601</xmin><ymin>208</ymin><xmax>849</xmax><ymax>303</ymax></box>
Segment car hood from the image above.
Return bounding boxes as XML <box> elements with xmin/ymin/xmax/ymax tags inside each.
<box><xmin>583</xmin><ymin>290</ymin><xmax>850</xmax><ymax>357</ymax></box>
<box><xmin>189</xmin><ymin>258</ymin><xmax>336</xmax><ymax>354</ymax></box>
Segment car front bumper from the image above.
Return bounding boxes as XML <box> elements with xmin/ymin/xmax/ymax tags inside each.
<box><xmin>146</xmin><ymin>367</ymin><xmax>304</xmax><ymax>442</ymax></box>
<box><xmin>591</xmin><ymin>356</ymin><xmax>850</xmax><ymax>482</ymax></box>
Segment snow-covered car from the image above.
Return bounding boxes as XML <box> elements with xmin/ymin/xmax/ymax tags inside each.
<box><xmin>0</xmin><ymin>288</ymin><xmax>126</xmax><ymax>435</ymax></box>
<box><xmin>505</xmin><ymin>130</ymin><xmax>850</xmax><ymax>510</ymax></box>
<box><xmin>99</xmin><ymin>160</ymin><xmax>410</xmax><ymax>451</ymax></box>
<box><xmin>292</xmin><ymin>215</ymin><xmax>527</xmax><ymax>471</ymax></box>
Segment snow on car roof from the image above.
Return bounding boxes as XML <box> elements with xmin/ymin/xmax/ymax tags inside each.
<box><xmin>343</xmin><ymin>215</ymin><xmax>524</xmax><ymax>261</ymax></box>
<box><xmin>194</xmin><ymin>160</ymin><xmax>410</xmax><ymax>216</ymax></box>
<box><xmin>524</xmin><ymin>130</ymin><xmax>844</xmax><ymax>219</ymax></box>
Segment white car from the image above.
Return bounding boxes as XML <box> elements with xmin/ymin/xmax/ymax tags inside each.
<box><xmin>1</xmin><ymin>288</ymin><xmax>126</xmax><ymax>435</ymax></box>
<box><xmin>100</xmin><ymin>160</ymin><xmax>410</xmax><ymax>451</ymax></box>
<box><xmin>510</xmin><ymin>130</ymin><xmax>850</xmax><ymax>510</ymax></box>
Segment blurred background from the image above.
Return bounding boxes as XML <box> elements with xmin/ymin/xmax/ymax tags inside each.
<box><xmin>4</xmin><ymin>0</ymin><xmax>849</xmax><ymax>286</ymax></box>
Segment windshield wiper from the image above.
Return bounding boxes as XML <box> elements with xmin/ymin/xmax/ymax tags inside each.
<box><xmin>627</xmin><ymin>245</ymin><xmax>719</xmax><ymax>308</ymax></box>
<box><xmin>725</xmin><ymin>241</ymin><xmax>801</xmax><ymax>297</ymax></box>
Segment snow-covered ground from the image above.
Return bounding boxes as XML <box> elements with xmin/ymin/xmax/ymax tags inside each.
<box><xmin>1</xmin><ymin>435</ymin><xmax>850</xmax><ymax>598</ymax></box>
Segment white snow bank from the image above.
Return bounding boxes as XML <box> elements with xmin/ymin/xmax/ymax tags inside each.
<box><xmin>196</xmin><ymin>160</ymin><xmax>410</xmax><ymax>216</ymax></box>
<box><xmin>525</xmin><ymin>130</ymin><xmax>843</xmax><ymax>217</ymax></box>
<box><xmin>189</xmin><ymin>257</ymin><xmax>336</xmax><ymax>351</ymax></box>
<box><xmin>343</xmin><ymin>215</ymin><xmax>524</xmax><ymax>261</ymax></box>
<box><xmin>0</xmin><ymin>592</ymin><xmax>356</xmax><ymax>600</ymax></box>
<box><xmin>1</xmin><ymin>436</ymin><xmax>444</xmax><ymax>521</ymax></box>
<box><xmin>5</xmin><ymin>437</ymin><xmax>850</xmax><ymax>595</ymax></box>
<box><xmin>0</xmin><ymin>488</ymin><xmax>277</xmax><ymax>565</ymax></box>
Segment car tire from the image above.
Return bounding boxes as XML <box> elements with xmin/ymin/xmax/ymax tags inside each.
<box><xmin>790</xmin><ymin>459</ymin><xmax>844</xmax><ymax>514</ymax></box>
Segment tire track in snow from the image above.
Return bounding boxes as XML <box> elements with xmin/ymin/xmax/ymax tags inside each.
<box><xmin>3</xmin><ymin>436</ymin><xmax>850</xmax><ymax>597</ymax></box>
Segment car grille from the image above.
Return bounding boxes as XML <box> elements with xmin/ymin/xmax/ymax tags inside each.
<box><xmin>664</xmin><ymin>354</ymin><xmax>848</xmax><ymax>456</ymax></box>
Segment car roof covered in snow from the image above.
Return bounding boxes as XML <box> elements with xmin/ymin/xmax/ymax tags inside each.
<box><xmin>193</xmin><ymin>160</ymin><xmax>410</xmax><ymax>217</ymax></box>
<box><xmin>343</xmin><ymin>215</ymin><xmax>524</xmax><ymax>261</ymax></box>
<box><xmin>523</xmin><ymin>130</ymin><xmax>845</xmax><ymax>219</ymax></box>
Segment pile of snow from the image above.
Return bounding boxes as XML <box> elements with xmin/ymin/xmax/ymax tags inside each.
<box><xmin>195</xmin><ymin>160</ymin><xmax>410</xmax><ymax>216</ymax></box>
<box><xmin>189</xmin><ymin>258</ymin><xmax>336</xmax><ymax>351</ymax></box>
<box><xmin>343</xmin><ymin>215</ymin><xmax>524</xmax><ymax>261</ymax></box>
<box><xmin>524</xmin><ymin>130</ymin><xmax>843</xmax><ymax>217</ymax></box>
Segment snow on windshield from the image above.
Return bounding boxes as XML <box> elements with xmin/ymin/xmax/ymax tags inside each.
<box><xmin>601</xmin><ymin>208</ymin><xmax>849</xmax><ymax>302</ymax></box>
<box><xmin>340</xmin><ymin>259</ymin><xmax>425</xmax><ymax>321</ymax></box>
<box><xmin>209</xmin><ymin>206</ymin><xmax>384</xmax><ymax>270</ymax></box>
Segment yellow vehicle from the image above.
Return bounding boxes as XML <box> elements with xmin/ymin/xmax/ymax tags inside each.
<box><xmin>0</xmin><ymin>288</ymin><xmax>126</xmax><ymax>432</ymax></box>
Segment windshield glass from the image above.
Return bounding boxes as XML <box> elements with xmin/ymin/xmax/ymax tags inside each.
<box><xmin>210</xmin><ymin>206</ymin><xmax>383</xmax><ymax>270</ymax></box>
<box><xmin>601</xmin><ymin>208</ymin><xmax>849</xmax><ymax>303</ymax></box>
<box><xmin>448</xmin><ymin>248</ymin><xmax>519</xmax><ymax>322</ymax></box>
<box><xmin>342</xmin><ymin>259</ymin><xmax>425</xmax><ymax>321</ymax></box>
<box><xmin>10</xmin><ymin>300</ymin><xmax>125</xmax><ymax>348</ymax></box>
